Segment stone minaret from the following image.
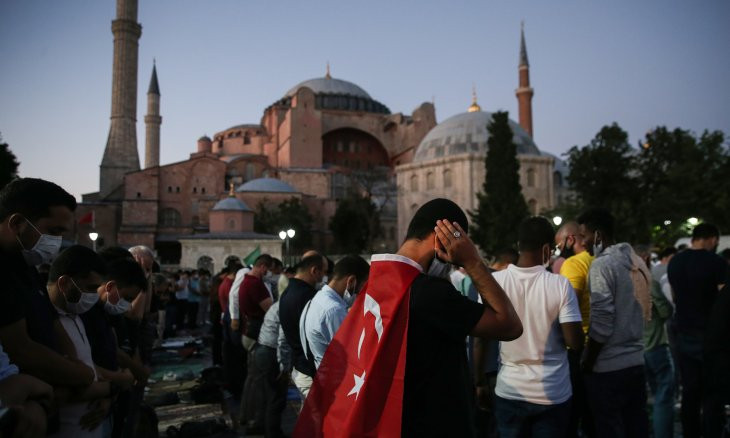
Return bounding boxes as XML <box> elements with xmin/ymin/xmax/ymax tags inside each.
<box><xmin>100</xmin><ymin>0</ymin><xmax>142</xmax><ymax>199</ymax></box>
<box><xmin>144</xmin><ymin>62</ymin><xmax>161</xmax><ymax>168</ymax></box>
<box><xmin>515</xmin><ymin>22</ymin><xmax>534</xmax><ymax>138</ymax></box>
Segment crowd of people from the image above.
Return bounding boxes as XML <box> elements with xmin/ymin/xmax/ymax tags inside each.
<box><xmin>0</xmin><ymin>177</ymin><xmax>727</xmax><ymax>438</ymax></box>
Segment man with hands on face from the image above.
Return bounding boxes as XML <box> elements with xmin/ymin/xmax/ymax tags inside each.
<box><xmin>397</xmin><ymin>199</ymin><xmax>523</xmax><ymax>437</ymax></box>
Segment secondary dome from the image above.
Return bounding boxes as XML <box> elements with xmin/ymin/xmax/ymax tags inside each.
<box><xmin>413</xmin><ymin>110</ymin><xmax>540</xmax><ymax>162</ymax></box>
<box><xmin>285</xmin><ymin>77</ymin><xmax>371</xmax><ymax>99</ymax></box>
<box><xmin>236</xmin><ymin>178</ymin><xmax>297</xmax><ymax>193</ymax></box>
<box><xmin>212</xmin><ymin>197</ymin><xmax>251</xmax><ymax>212</ymax></box>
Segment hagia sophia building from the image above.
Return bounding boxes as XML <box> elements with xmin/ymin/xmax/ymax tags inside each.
<box><xmin>75</xmin><ymin>0</ymin><xmax>568</xmax><ymax>271</ymax></box>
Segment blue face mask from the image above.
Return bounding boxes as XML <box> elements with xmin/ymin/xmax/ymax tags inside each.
<box><xmin>427</xmin><ymin>255</ymin><xmax>452</xmax><ymax>279</ymax></box>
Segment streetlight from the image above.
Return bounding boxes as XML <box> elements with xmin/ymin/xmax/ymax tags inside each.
<box><xmin>279</xmin><ymin>229</ymin><xmax>296</xmax><ymax>266</ymax></box>
<box><xmin>88</xmin><ymin>232</ymin><xmax>99</xmax><ymax>252</ymax></box>
<box><xmin>663</xmin><ymin>220</ymin><xmax>672</xmax><ymax>226</ymax></box>
<box><xmin>552</xmin><ymin>216</ymin><xmax>563</xmax><ymax>226</ymax></box>
<box><xmin>688</xmin><ymin>217</ymin><xmax>699</xmax><ymax>226</ymax></box>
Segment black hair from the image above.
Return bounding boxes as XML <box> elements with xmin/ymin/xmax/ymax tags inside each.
<box><xmin>577</xmin><ymin>208</ymin><xmax>615</xmax><ymax>239</ymax></box>
<box><xmin>405</xmin><ymin>198</ymin><xmax>468</xmax><ymax>241</ymax></box>
<box><xmin>106</xmin><ymin>258</ymin><xmax>148</xmax><ymax>290</ymax></box>
<box><xmin>332</xmin><ymin>255</ymin><xmax>370</xmax><ymax>284</ymax></box>
<box><xmin>0</xmin><ymin>178</ymin><xmax>76</xmax><ymax>222</ymax></box>
<box><xmin>98</xmin><ymin>246</ymin><xmax>134</xmax><ymax>264</ymax></box>
<box><xmin>658</xmin><ymin>247</ymin><xmax>677</xmax><ymax>259</ymax></box>
<box><xmin>518</xmin><ymin>216</ymin><xmax>555</xmax><ymax>251</ymax></box>
<box><xmin>284</xmin><ymin>266</ymin><xmax>296</xmax><ymax>275</ymax></box>
<box><xmin>494</xmin><ymin>247</ymin><xmax>519</xmax><ymax>265</ymax></box>
<box><xmin>720</xmin><ymin>248</ymin><xmax>730</xmax><ymax>261</ymax></box>
<box><xmin>296</xmin><ymin>254</ymin><xmax>325</xmax><ymax>273</ymax></box>
<box><xmin>48</xmin><ymin>245</ymin><xmax>107</xmax><ymax>283</ymax></box>
<box><xmin>326</xmin><ymin>256</ymin><xmax>335</xmax><ymax>276</ymax></box>
<box><xmin>691</xmin><ymin>223</ymin><xmax>720</xmax><ymax>241</ymax></box>
<box><xmin>271</xmin><ymin>258</ymin><xmax>283</xmax><ymax>269</ymax></box>
<box><xmin>253</xmin><ymin>254</ymin><xmax>273</xmax><ymax>268</ymax></box>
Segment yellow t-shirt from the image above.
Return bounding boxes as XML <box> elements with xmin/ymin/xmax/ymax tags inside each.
<box><xmin>559</xmin><ymin>250</ymin><xmax>594</xmax><ymax>334</ymax></box>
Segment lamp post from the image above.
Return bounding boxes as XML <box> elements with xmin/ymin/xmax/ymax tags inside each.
<box><xmin>552</xmin><ymin>216</ymin><xmax>563</xmax><ymax>226</ymax></box>
<box><xmin>88</xmin><ymin>232</ymin><xmax>99</xmax><ymax>252</ymax></box>
<box><xmin>279</xmin><ymin>231</ymin><xmax>287</xmax><ymax>265</ymax></box>
<box><xmin>279</xmin><ymin>229</ymin><xmax>296</xmax><ymax>266</ymax></box>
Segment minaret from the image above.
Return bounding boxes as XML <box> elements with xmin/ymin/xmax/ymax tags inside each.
<box><xmin>100</xmin><ymin>0</ymin><xmax>142</xmax><ymax>198</ymax></box>
<box><xmin>515</xmin><ymin>22</ymin><xmax>534</xmax><ymax>138</ymax></box>
<box><xmin>144</xmin><ymin>62</ymin><xmax>161</xmax><ymax>168</ymax></box>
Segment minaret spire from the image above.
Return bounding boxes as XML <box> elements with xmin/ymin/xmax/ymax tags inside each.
<box><xmin>515</xmin><ymin>21</ymin><xmax>534</xmax><ymax>138</ymax></box>
<box><xmin>325</xmin><ymin>61</ymin><xmax>331</xmax><ymax>79</ymax></box>
<box><xmin>100</xmin><ymin>0</ymin><xmax>142</xmax><ymax>199</ymax></box>
<box><xmin>144</xmin><ymin>62</ymin><xmax>162</xmax><ymax>168</ymax></box>
<box><xmin>468</xmin><ymin>83</ymin><xmax>481</xmax><ymax>112</ymax></box>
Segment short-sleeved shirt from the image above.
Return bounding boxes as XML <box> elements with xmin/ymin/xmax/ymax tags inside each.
<box><xmin>402</xmin><ymin>274</ymin><xmax>484</xmax><ymax>437</ymax></box>
<box><xmin>667</xmin><ymin>249</ymin><xmax>728</xmax><ymax>333</ymax></box>
<box><xmin>560</xmin><ymin>250</ymin><xmax>594</xmax><ymax>334</ymax></box>
<box><xmin>80</xmin><ymin>302</ymin><xmax>119</xmax><ymax>370</ymax></box>
<box><xmin>239</xmin><ymin>274</ymin><xmax>270</xmax><ymax>321</ymax></box>
<box><xmin>493</xmin><ymin>264</ymin><xmax>581</xmax><ymax>405</ymax></box>
<box><xmin>0</xmin><ymin>248</ymin><xmax>59</xmax><ymax>352</ymax></box>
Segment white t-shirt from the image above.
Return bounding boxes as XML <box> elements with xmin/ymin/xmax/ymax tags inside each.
<box><xmin>493</xmin><ymin>264</ymin><xmax>581</xmax><ymax>405</ymax></box>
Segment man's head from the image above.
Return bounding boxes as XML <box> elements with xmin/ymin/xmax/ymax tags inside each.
<box><xmin>47</xmin><ymin>245</ymin><xmax>106</xmax><ymax>314</ymax></box>
<box><xmin>250</xmin><ymin>254</ymin><xmax>273</xmax><ymax>278</ymax></box>
<box><xmin>658</xmin><ymin>246</ymin><xmax>677</xmax><ymax>265</ymax></box>
<box><xmin>129</xmin><ymin>245</ymin><xmax>154</xmax><ymax>278</ymax></box>
<box><xmin>403</xmin><ymin>198</ymin><xmax>468</xmax><ymax>271</ymax></box>
<box><xmin>328</xmin><ymin>255</ymin><xmax>370</xmax><ymax>297</ymax></box>
<box><xmin>270</xmin><ymin>258</ymin><xmax>284</xmax><ymax>275</ymax></box>
<box><xmin>690</xmin><ymin>223</ymin><xmax>720</xmax><ymax>252</ymax></box>
<box><xmin>99</xmin><ymin>258</ymin><xmax>147</xmax><ymax>314</ymax></box>
<box><xmin>150</xmin><ymin>273</ymin><xmax>171</xmax><ymax>294</ymax></box>
<box><xmin>517</xmin><ymin>216</ymin><xmax>555</xmax><ymax>267</ymax></box>
<box><xmin>577</xmin><ymin>208</ymin><xmax>615</xmax><ymax>256</ymax></box>
<box><xmin>0</xmin><ymin>178</ymin><xmax>76</xmax><ymax>262</ymax></box>
<box><xmin>295</xmin><ymin>253</ymin><xmax>327</xmax><ymax>286</ymax></box>
<box><xmin>554</xmin><ymin>221</ymin><xmax>584</xmax><ymax>259</ymax></box>
<box><xmin>490</xmin><ymin>248</ymin><xmax>519</xmax><ymax>271</ymax></box>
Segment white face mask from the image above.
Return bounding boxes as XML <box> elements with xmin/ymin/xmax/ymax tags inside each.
<box><xmin>427</xmin><ymin>256</ymin><xmax>452</xmax><ymax>279</ymax></box>
<box><xmin>17</xmin><ymin>217</ymin><xmax>62</xmax><ymax>266</ymax></box>
<box><xmin>593</xmin><ymin>231</ymin><xmax>604</xmax><ymax>257</ymax></box>
<box><xmin>65</xmin><ymin>279</ymin><xmax>100</xmax><ymax>314</ymax></box>
<box><xmin>343</xmin><ymin>280</ymin><xmax>357</xmax><ymax>307</ymax></box>
<box><xmin>104</xmin><ymin>297</ymin><xmax>131</xmax><ymax>315</ymax></box>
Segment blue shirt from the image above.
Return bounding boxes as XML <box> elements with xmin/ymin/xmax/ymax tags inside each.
<box><xmin>300</xmin><ymin>285</ymin><xmax>348</xmax><ymax>368</ymax></box>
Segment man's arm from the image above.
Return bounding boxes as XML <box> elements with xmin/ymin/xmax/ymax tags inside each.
<box><xmin>258</xmin><ymin>297</ymin><xmax>273</xmax><ymax>313</ymax></box>
<box><xmin>582</xmin><ymin>262</ymin><xmax>614</xmax><ymax>372</ymax></box>
<box><xmin>0</xmin><ymin>319</ymin><xmax>94</xmax><ymax>386</ymax></box>
<box><xmin>434</xmin><ymin>220</ymin><xmax>522</xmax><ymax>341</ymax></box>
<box><xmin>560</xmin><ymin>322</ymin><xmax>584</xmax><ymax>351</ymax></box>
<box><xmin>229</xmin><ymin>277</ymin><xmax>242</xmax><ymax>328</ymax></box>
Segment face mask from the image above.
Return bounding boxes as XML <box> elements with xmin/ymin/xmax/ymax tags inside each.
<box><xmin>343</xmin><ymin>280</ymin><xmax>357</xmax><ymax>307</ymax></box>
<box><xmin>17</xmin><ymin>217</ymin><xmax>62</xmax><ymax>266</ymax></box>
<box><xmin>592</xmin><ymin>231</ymin><xmax>604</xmax><ymax>257</ymax></box>
<box><xmin>104</xmin><ymin>297</ymin><xmax>131</xmax><ymax>315</ymax></box>
<box><xmin>560</xmin><ymin>238</ymin><xmax>575</xmax><ymax>259</ymax></box>
<box><xmin>427</xmin><ymin>255</ymin><xmax>452</xmax><ymax>279</ymax></box>
<box><xmin>65</xmin><ymin>279</ymin><xmax>100</xmax><ymax>314</ymax></box>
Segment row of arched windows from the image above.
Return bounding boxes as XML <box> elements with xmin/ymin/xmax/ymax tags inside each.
<box><xmin>410</xmin><ymin>169</ymin><xmax>452</xmax><ymax>191</ymax></box>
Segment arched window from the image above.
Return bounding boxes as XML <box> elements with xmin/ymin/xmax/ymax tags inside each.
<box><xmin>426</xmin><ymin>172</ymin><xmax>435</xmax><ymax>190</ymax></box>
<box><xmin>527</xmin><ymin>168</ymin><xmax>536</xmax><ymax>188</ymax></box>
<box><xmin>159</xmin><ymin>208</ymin><xmax>182</xmax><ymax>227</ymax></box>
<box><xmin>243</xmin><ymin>133</ymin><xmax>251</xmax><ymax>145</ymax></box>
<box><xmin>410</xmin><ymin>174</ymin><xmax>419</xmax><ymax>191</ymax></box>
<box><xmin>528</xmin><ymin>199</ymin><xmax>538</xmax><ymax>215</ymax></box>
<box><xmin>193</xmin><ymin>187</ymin><xmax>197</xmax><ymax>194</ymax></box>
<box><xmin>228</xmin><ymin>219</ymin><xmax>236</xmax><ymax>230</ymax></box>
<box><xmin>443</xmin><ymin>168</ymin><xmax>452</xmax><ymax>188</ymax></box>
<box><xmin>245</xmin><ymin>163</ymin><xmax>255</xmax><ymax>181</ymax></box>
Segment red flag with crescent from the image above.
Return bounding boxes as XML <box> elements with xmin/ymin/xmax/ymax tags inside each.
<box><xmin>293</xmin><ymin>254</ymin><xmax>422</xmax><ymax>438</ymax></box>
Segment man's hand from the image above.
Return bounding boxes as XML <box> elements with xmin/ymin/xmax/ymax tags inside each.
<box><xmin>119</xmin><ymin>369</ymin><xmax>135</xmax><ymax>390</ymax></box>
<box><xmin>230</xmin><ymin>319</ymin><xmax>240</xmax><ymax>331</ymax></box>
<box><xmin>434</xmin><ymin>220</ymin><xmax>482</xmax><ymax>269</ymax></box>
<box><xmin>79</xmin><ymin>398</ymin><xmax>111</xmax><ymax>431</ymax></box>
<box><xmin>0</xmin><ymin>374</ymin><xmax>53</xmax><ymax>406</ymax></box>
<box><xmin>9</xmin><ymin>401</ymin><xmax>47</xmax><ymax>438</ymax></box>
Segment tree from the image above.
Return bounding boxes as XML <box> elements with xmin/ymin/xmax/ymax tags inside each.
<box><xmin>253</xmin><ymin>197</ymin><xmax>313</xmax><ymax>252</ymax></box>
<box><xmin>469</xmin><ymin>111</ymin><xmax>529</xmax><ymax>255</ymax></box>
<box><xmin>329</xmin><ymin>193</ymin><xmax>380</xmax><ymax>254</ymax></box>
<box><xmin>0</xmin><ymin>134</ymin><xmax>20</xmax><ymax>189</ymax></box>
<box><xmin>565</xmin><ymin>123</ymin><xmax>644</xmax><ymax>241</ymax></box>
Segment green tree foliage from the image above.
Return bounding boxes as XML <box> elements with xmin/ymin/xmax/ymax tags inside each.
<box><xmin>329</xmin><ymin>193</ymin><xmax>381</xmax><ymax>254</ymax></box>
<box><xmin>253</xmin><ymin>197</ymin><xmax>313</xmax><ymax>251</ymax></box>
<box><xmin>0</xmin><ymin>134</ymin><xmax>20</xmax><ymax>189</ymax></box>
<box><xmin>469</xmin><ymin>111</ymin><xmax>529</xmax><ymax>255</ymax></box>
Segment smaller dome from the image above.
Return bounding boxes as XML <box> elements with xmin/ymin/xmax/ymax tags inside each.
<box><xmin>236</xmin><ymin>178</ymin><xmax>297</xmax><ymax>193</ymax></box>
<box><xmin>212</xmin><ymin>197</ymin><xmax>251</xmax><ymax>212</ymax></box>
<box><xmin>198</xmin><ymin>135</ymin><xmax>211</xmax><ymax>142</ymax></box>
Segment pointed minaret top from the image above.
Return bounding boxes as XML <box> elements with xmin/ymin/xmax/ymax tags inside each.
<box><xmin>325</xmin><ymin>62</ymin><xmax>331</xmax><ymax>79</ymax></box>
<box><xmin>519</xmin><ymin>21</ymin><xmax>529</xmax><ymax>67</ymax></box>
<box><xmin>468</xmin><ymin>83</ymin><xmax>481</xmax><ymax>112</ymax></box>
<box><xmin>148</xmin><ymin>62</ymin><xmax>160</xmax><ymax>95</ymax></box>
<box><xmin>229</xmin><ymin>182</ymin><xmax>235</xmax><ymax>197</ymax></box>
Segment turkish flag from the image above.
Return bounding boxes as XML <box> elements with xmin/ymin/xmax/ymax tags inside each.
<box><xmin>78</xmin><ymin>211</ymin><xmax>94</xmax><ymax>225</ymax></box>
<box><xmin>293</xmin><ymin>254</ymin><xmax>421</xmax><ymax>438</ymax></box>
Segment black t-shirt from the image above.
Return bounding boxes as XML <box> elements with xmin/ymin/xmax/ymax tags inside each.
<box><xmin>80</xmin><ymin>303</ymin><xmax>119</xmax><ymax>370</ymax></box>
<box><xmin>704</xmin><ymin>284</ymin><xmax>730</xmax><ymax>401</ymax></box>
<box><xmin>0</xmin><ymin>248</ymin><xmax>59</xmax><ymax>352</ymax></box>
<box><xmin>278</xmin><ymin>278</ymin><xmax>317</xmax><ymax>377</ymax></box>
<box><xmin>667</xmin><ymin>249</ymin><xmax>728</xmax><ymax>333</ymax></box>
<box><xmin>402</xmin><ymin>274</ymin><xmax>484</xmax><ymax>437</ymax></box>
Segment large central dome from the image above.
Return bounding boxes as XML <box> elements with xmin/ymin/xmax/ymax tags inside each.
<box><xmin>413</xmin><ymin>110</ymin><xmax>540</xmax><ymax>162</ymax></box>
<box><xmin>285</xmin><ymin>77</ymin><xmax>371</xmax><ymax>99</ymax></box>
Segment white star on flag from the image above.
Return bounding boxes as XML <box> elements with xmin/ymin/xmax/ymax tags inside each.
<box><xmin>347</xmin><ymin>370</ymin><xmax>366</xmax><ymax>399</ymax></box>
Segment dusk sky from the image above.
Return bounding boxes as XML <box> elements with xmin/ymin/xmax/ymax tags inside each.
<box><xmin>1</xmin><ymin>0</ymin><xmax>728</xmax><ymax>199</ymax></box>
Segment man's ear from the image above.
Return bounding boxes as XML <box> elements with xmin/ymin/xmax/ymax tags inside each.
<box><xmin>7</xmin><ymin>213</ymin><xmax>26</xmax><ymax>233</ymax></box>
<box><xmin>56</xmin><ymin>274</ymin><xmax>72</xmax><ymax>293</ymax></box>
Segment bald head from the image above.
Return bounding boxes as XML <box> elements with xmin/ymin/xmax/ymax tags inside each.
<box><xmin>554</xmin><ymin>221</ymin><xmax>585</xmax><ymax>256</ymax></box>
